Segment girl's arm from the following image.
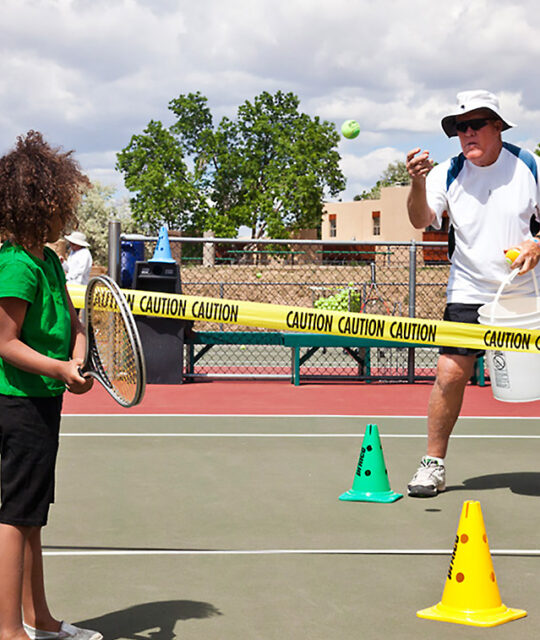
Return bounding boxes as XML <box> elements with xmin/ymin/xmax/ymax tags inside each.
<box><xmin>66</xmin><ymin>290</ymin><xmax>93</xmax><ymax>394</ymax></box>
<box><xmin>67</xmin><ymin>291</ymin><xmax>86</xmax><ymax>360</ymax></box>
<box><xmin>0</xmin><ymin>296</ymin><xmax>88</xmax><ymax>388</ymax></box>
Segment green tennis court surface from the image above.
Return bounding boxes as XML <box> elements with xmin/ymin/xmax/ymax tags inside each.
<box><xmin>43</xmin><ymin>415</ymin><xmax>540</xmax><ymax>639</ymax></box>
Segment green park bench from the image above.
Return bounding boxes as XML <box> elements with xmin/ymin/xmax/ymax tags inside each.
<box><xmin>185</xmin><ymin>330</ymin><xmax>485</xmax><ymax>386</ymax></box>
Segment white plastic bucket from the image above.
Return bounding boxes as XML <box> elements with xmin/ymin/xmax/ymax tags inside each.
<box><xmin>478</xmin><ymin>270</ymin><xmax>540</xmax><ymax>402</ymax></box>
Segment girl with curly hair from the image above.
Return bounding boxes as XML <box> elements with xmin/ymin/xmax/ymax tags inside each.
<box><xmin>0</xmin><ymin>131</ymin><xmax>102</xmax><ymax>640</ymax></box>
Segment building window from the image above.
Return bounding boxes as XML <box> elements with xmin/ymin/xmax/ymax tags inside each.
<box><xmin>372</xmin><ymin>210</ymin><xmax>380</xmax><ymax>236</ymax></box>
<box><xmin>329</xmin><ymin>214</ymin><xmax>337</xmax><ymax>237</ymax></box>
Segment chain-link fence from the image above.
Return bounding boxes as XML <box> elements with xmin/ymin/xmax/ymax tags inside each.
<box><xmin>118</xmin><ymin>233</ymin><xmax>451</xmax><ymax>382</ymax></box>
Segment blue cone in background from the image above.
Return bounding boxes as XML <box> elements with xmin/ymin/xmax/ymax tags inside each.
<box><xmin>149</xmin><ymin>225</ymin><xmax>175</xmax><ymax>263</ymax></box>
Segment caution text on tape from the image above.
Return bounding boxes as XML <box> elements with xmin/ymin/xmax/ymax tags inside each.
<box><xmin>68</xmin><ymin>284</ymin><xmax>540</xmax><ymax>354</ymax></box>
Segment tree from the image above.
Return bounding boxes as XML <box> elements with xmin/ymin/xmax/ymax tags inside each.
<box><xmin>74</xmin><ymin>182</ymin><xmax>117</xmax><ymax>265</ymax></box>
<box><xmin>116</xmin><ymin>90</ymin><xmax>346</xmax><ymax>238</ymax></box>
<box><xmin>210</xmin><ymin>91</ymin><xmax>345</xmax><ymax>238</ymax></box>
<box><xmin>75</xmin><ymin>182</ymin><xmax>142</xmax><ymax>265</ymax></box>
<box><xmin>354</xmin><ymin>160</ymin><xmax>410</xmax><ymax>201</ymax></box>
<box><xmin>116</xmin><ymin>118</ymin><xmax>209</xmax><ymax>234</ymax></box>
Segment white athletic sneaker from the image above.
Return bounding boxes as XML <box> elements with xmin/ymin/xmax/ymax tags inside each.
<box><xmin>407</xmin><ymin>456</ymin><xmax>446</xmax><ymax>497</ymax></box>
<box><xmin>23</xmin><ymin>621</ymin><xmax>103</xmax><ymax>640</ymax></box>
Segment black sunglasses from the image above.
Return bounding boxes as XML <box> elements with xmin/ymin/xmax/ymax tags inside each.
<box><xmin>455</xmin><ymin>118</ymin><xmax>495</xmax><ymax>133</ymax></box>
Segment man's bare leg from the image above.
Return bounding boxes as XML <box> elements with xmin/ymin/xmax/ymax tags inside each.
<box><xmin>427</xmin><ymin>353</ymin><xmax>476</xmax><ymax>458</ymax></box>
<box><xmin>408</xmin><ymin>353</ymin><xmax>476</xmax><ymax>497</ymax></box>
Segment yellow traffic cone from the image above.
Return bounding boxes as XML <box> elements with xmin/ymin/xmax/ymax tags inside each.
<box><xmin>417</xmin><ymin>500</ymin><xmax>526</xmax><ymax>627</ymax></box>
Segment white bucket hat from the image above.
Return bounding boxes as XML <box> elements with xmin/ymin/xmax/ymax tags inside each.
<box><xmin>441</xmin><ymin>90</ymin><xmax>516</xmax><ymax>138</ymax></box>
<box><xmin>64</xmin><ymin>230</ymin><xmax>90</xmax><ymax>247</ymax></box>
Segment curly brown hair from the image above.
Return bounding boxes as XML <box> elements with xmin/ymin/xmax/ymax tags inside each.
<box><xmin>0</xmin><ymin>130</ymin><xmax>90</xmax><ymax>248</ymax></box>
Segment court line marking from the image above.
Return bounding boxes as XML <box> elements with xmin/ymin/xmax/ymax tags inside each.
<box><xmin>59</xmin><ymin>433</ymin><xmax>540</xmax><ymax>438</ymax></box>
<box><xmin>42</xmin><ymin>548</ymin><xmax>540</xmax><ymax>557</ymax></box>
<box><xmin>62</xmin><ymin>414</ymin><xmax>540</xmax><ymax>420</ymax></box>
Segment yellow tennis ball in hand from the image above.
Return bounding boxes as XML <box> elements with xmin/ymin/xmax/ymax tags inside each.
<box><xmin>505</xmin><ymin>248</ymin><xmax>520</xmax><ymax>264</ymax></box>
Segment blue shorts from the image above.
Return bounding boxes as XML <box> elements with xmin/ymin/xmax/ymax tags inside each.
<box><xmin>440</xmin><ymin>303</ymin><xmax>485</xmax><ymax>358</ymax></box>
<box><xmin>0</xmin><ymin>394</ymin><xmax>63</xmax><ymax>527</ymax></box>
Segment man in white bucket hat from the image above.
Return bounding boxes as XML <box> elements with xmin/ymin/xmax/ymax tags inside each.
<box><xmin>406</xmin><ymin>90</ymin><xmax>540</xmax><ymax>497</ymax></box>
<box><xmin>63</xmin><ymin>230</ymin><xmax>93</xmax><ymax>285</ymax></box>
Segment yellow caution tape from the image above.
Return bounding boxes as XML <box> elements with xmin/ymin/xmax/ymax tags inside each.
<box><xmin>67</xmin><ymin>283</ymin><xmax>540</xmax><ymax>354</ymax></box>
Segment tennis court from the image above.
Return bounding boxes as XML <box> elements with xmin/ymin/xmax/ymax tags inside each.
<box><xmin>47</xmin><ymin>382</ymin><xmax>540</xmax><ymax>639</ymax></box>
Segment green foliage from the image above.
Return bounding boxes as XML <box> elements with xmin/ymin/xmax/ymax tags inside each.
<box><xmin>116</xmin><ymin>90</ymin><xmax>346</xmax><ymax>238</ymax></box>
<box><xmin>116</xmin><ymin>118</ymin><xmax>208</xmax><ymax>234</ymax></box>
<box><xmin>314</xmin><ymin>284</ymin><xmax>361</xmax><ymax>312</ymax></box>
<box><xmin>74</xmin><ymin>182</ymin><xmax>143</xmax><ymax>266</ymax></box>
<box><xmin>74</xmin><ymin>182</ymin><xmax>117</xmax><ymax>265</ymax></box>
<box><xmin>354</xmin><ymin>160</ymin><xmax>410</xmax><ymax>201</ymax></box>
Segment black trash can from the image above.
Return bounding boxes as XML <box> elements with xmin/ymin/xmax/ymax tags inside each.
<box><xmin>132</xmin><ymin>261</ymin><xmax>187</xmax><ymax>384</ymax></box>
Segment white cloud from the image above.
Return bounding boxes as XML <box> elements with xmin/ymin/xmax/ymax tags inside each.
<box><xmin>1</xmin><ymin>0</ymin><xmax>540</xmax><ymax>205</ymax></box>
<box><xmin>339</xmin><ymin>147</ymin><xmax>405</xmax><ymax>199</ymax></box>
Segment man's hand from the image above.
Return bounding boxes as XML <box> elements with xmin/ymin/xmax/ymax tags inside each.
<box><xmin>507</xmin><ymin>239</ymin><xmax>540</xmax><ymax>275</ymax></box>
<box><xmin>406</xmin><ymin>148</ymin><xmax>434</xmax><ymax>181</ymax></box>
<box><xmin>406</xmin><ymin>148</ymin><xmax>437</xmax><ymax>229</ymax></box>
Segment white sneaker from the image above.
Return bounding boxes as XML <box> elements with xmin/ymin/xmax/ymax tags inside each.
<box><xmin>24</xmin><ymin>621</ymin><xmax>103</xmax><ymax>640</ymax></box>
<box><xmin>407</xmin><ymin>456</ymin><xmax>446</xmax><ymax>497</ymax></box>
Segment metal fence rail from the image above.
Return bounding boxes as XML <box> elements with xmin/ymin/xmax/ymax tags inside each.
<box><xmin>113</xmin><ymin>226</ymin><xmax>452</xmax><ymax>382</ymax></box>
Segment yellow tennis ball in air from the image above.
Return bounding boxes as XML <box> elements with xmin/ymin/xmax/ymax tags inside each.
<box><xmin>341</xmin><ymin>119</ymin><xmax>360</xmax><ymax>139</ymax></box>
<box><xmin>505</xmin><ymin>248</ymin><xmax>520</xmax><ymax>264</ymax></box>
<box><xmin>256</xmin><ymin>272</ymin><xmax>262</xmax><ymax>278</ymax></box>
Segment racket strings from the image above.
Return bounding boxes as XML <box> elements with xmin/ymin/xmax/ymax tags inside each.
<box><xmin>89</xmin><ymin>285</ymin><xmax>140</xmax><ymax>405</ymax></box>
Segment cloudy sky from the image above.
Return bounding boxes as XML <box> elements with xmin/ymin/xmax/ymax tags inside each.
<box><xmin>3</xmin><ymin>0</ymin><xmax>540</xmax><ymax>205</ymax></box>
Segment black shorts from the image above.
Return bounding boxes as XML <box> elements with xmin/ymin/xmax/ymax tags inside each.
<box><xmin>440</xmin><ymin>303</ymin><xmax>485</xmax><ymax>358</ymax></box>
<box><xmin>0</xmin><ymin>394</ymin><xmax>63</xmax><ymax>527</ymax></box>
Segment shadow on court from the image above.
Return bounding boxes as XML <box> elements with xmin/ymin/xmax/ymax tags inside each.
<box><xmin>447</xmin><ymin>472</ymin><xmax>540</xmax><ymax>496</ymax></box>
<box><xmin>76</xmin><ymin>600</ymin><xmax>222</xmax><ymax>640</ymax></box>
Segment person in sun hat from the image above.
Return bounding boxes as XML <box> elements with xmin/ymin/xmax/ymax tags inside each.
<box><xmin>63</xmin><ymin>230</ymin><xmax>93</xmax><ymax>285</ymax></box>
<box><xmin>405</xmin><ymin>90</ymin><xmax>540</xmax><ymax>497</ymax></box>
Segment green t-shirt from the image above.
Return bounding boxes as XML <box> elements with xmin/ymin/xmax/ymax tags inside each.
<box><xmin>0</xmin><ymin>242</ymin><xmax>71</xmax><ymax>397</ymax></box>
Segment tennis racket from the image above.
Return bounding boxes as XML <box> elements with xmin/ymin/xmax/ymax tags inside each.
<box><xmin>80</xmin><ymin>275</ymin><xmax>146</xmax><ymax>407</ymax></box>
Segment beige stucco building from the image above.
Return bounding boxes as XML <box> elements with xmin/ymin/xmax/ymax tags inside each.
<box><xmin>322</xmin><ymin>185</ymin><xmax>424</xmax><ymax>243</ymax></box>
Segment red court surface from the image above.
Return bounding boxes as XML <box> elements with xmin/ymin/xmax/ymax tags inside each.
<box><xmin>62</xmin><ymin>379</ymin><xmax>540</xmax><ymax>416</ymax></box>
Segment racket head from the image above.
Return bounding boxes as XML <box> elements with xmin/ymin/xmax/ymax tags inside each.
<box><xmin>83</xmin><ymin>275</ymin><xmax>146</xmax><ymax>407</ymax></box>
<box><xmin>361</xmin><ymin>297</ymin><xmax>392</xmax><ymax>316</ymax></box>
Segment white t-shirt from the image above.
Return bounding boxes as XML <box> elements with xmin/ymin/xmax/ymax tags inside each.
<box><xmin>64</xmin><ymin>247</ymin><xmax>93</xmax><ymax>285</ymax></box>
<box><xmin>426</xmin><ymin>142</ymin><xmax>540</xmax><ymax>304</ymax></box>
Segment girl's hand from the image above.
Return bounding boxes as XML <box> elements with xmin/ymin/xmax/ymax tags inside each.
<box><xmin>61</xmin><ymin>358</ymin><xmax>94</xmax><ymax>394</ymax></box>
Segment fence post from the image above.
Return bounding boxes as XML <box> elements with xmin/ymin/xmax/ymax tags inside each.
<box><xmin>407</xmin><ymin>241</ymin><xmax>417</xmax><ymax>383</ymax></box>
<box><xmin>108</xmin><ymin>219</ymin><xmax>121</xmax><ymax>283</ymax></box>
<box><xmin>203</xmin><ymin>230</ymin><xmax>215</xmax><ymax>266</ymax></box>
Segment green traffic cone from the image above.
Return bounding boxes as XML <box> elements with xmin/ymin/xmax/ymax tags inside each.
<box><xmin>339</xmin><ymin>424</ymin><xmax>403</xmax><ymax>503</ymax></box>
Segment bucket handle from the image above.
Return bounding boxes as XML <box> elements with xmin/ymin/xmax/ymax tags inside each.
<box><xmin>490</xmin><ymin>268</ymin><xmax>540</xmax><ymax>324</ymax></box>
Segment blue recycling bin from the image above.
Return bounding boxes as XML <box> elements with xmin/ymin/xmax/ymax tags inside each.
<box><xmin>120</xmin><ymin>240</ymin><xmax>145</xmax><ymax>288</ymax></box>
